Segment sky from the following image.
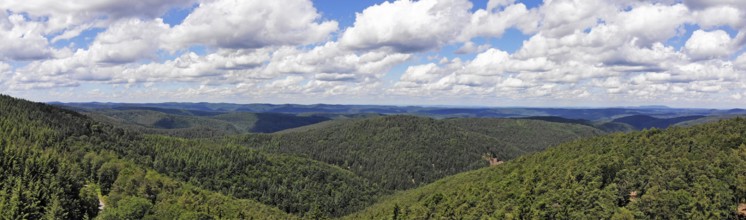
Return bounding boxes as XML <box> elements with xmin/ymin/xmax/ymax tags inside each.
<box><xmin>1</xmin><ymin>0</ymin><xmax>746</xmax><ymax>108</ymax></box>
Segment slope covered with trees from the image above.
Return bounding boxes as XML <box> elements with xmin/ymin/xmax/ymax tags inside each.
<box><xmin>674</xmin><ymin>114</ymin><xmax>746</xmax><ymax>127</ymax></box>
<box><xmin>346</xmin><ymin>118</ymin><xmax>746</xmax><ymax>219</ymax></box>
<box><xmin>84</xmin><ymin>109</ymin><xmax>331</xmax><ymax>138</ymax></box>
<box><xmin>224</xmin><ymin>116</ymin><xmax>603</xmax><ymax>191</ymax></box>
<box><xmin>0</xmin><ymin>94</ymin><xmax>383</xmax><ymax>218</ymax></box>
<box><xmin>612</xmin><ymin>115</ymin><xmax>706</xmax><ymax>130</ymax></box>
<box><xmin>211</xmin><ymin>112</ymin><xmax>330</xmax><ymax>133</ymax></box>
<box><xmin>131</xmin><ymin>135</ymin><xmax>382</xmax><ymax>217</ymax></box>
<box><xmin>445</xmin><ymin>118</ymin><xmax>603</xmax><ymax>152</ymax></box>
<box><xmin>0</xmin><ymin>94</ymin><xmax>294</xmax><ymax>219</ymax></box>
<box><xmin>14</xmin><ymin>92</ymin><xmax>739</xmax><ymax>219</ymax></box>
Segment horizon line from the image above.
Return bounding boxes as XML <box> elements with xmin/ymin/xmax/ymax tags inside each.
<box><xmin>47</xmin><ymin>101</ymin><xmax>743</xmax><ymax>110</ymax></box>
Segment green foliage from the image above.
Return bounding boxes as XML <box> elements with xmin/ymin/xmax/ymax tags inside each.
<box><xmin>212</xmin><ymin>112</ymin><xmax>329</xmax><ymax>133</ymax></box>
<box><xmin>9</xmin><ymin>93</ymin><xmax>745</xmax><ymax>219</ymax></box>
<box><xmin>85</xmin><ymin>109</ymin><xmax>331</xmax><ymax>138</ymax></box>
<box><xmin>347</xmin><ymin>118</ymin><xmax>746</xmax><ymax>219</ymax></box>
<box><xmin>78</xmin><ymin>184</ymin><xmax>100</xmax><ymax>218</ymax></box>
<box><xmin>225</xmin><ymin>116</ymin><xmax>601</xmax><ymax>191</ymax></box>
<box><xmin>123</xmin><ymin>135</ymin><xmax>382</xmax><ymax>217</ymax></box>
<box><xmin>0</xmin><ymin>94</ymin><xmax>296</xmax><ymax>219</ymax></box>
<box><xmin>445</xmin><ymin>118</ymin><xmax>603</xmax><ymax>152</ymax></box>
<box><xmin>3</xmin><ymin>93</ymin><xmax>600</xmax><ymax>218</ymax></box>
<box><xmin>611</xmin><ymin>115</ymin><xmax>705</xmax><ymax>130</ymax></box>
<box><xmin>0</xmin><ymin>95</ymin><xmax>96</xmax><ymax>219</ymax></box>
<box><xmin>98</xmin><ymin>196</ymin><xmax>152</xmax><ymax>220</ymax></box>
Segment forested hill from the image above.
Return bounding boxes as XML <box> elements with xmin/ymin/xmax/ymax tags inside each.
<box><xmin>0</xmin><ymin>94</ymin><xmax>292</xmax><ymax>219</ymax></box>
<box><xmin>61</xmin><ymin>102</ymin><xmax>739</xmax><ymax>121</ymax></box>
<box><xmin>346</xmin><ymin>117</ymin><xmax>746</xmax><ymax>219</ymax></box>
<box><xmin>612</xmin><ymin>114</ymin><xmax>707</xmax><ymax>130</ymax></box>
<box><xmin>0</xmin><ymin>94</ymin><xmax>385</xmax><ymax>218</ymax></box>
<box><xmin>11</xmin><ymin>92</ymin><xmax>739</xmax><ymax>219</ymax></box>
<box><xmin>223</xmin><ymin>115</ymin><xmax>603</xmax><ymax>191</ymax></box>
<box><xmin>64</xmin><ymin>102</ymin><xmax>730</xmax><ymax>137</ymax></box>
<box><xmin>445</xmin><ymin>118</ymin><xmax>604</xmax><ymax>152</ymax></box>
<box><xmin>84</xmin><ymin>109</ymin><xmax>331</xmax><ymax>138</ymax></box>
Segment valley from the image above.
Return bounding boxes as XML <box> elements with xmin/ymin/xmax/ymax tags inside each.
<box><xmin>4</xmin><ymin>0</ymin><xmax>746</xmax><ymax>219</ymax></box>
<box><xmin>2</xmin><ymin>94</ymin><xmax>746</xmax><ymax>219</ymax></box>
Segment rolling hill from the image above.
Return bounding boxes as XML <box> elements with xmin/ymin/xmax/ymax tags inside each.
<box><xmin>0</xmin><ymin>94</ymin><xmax>297</xmax><ymax>219</ymax></box>
<box><xmin>611</xmin><ymin>115</ymin><xmax>706</xmax><ymax>130</ymax></box>
<box><xmin>345</xmin><ymin>117</ymin><xmax>746</xmax><ymax>219</ymax></box>
<box><xmin>674</xmin><ymin>114</ymin><xmax>746</xmax><ymax>127</ymax></box>
<box><xmin>83</xmin><ymin>109</ymin><xmax>332</xmax><ymax>138</ymax></box>
<box><xmin>0</xmin><ymin>94</ymin><xmax>384</xmax><ymax>218</ymax></box>
<box><xmin>224</xmin><ymin>116</ymin><xmax>604</xmax><ymax>191</ymax></box>
<box><xmin>444</xmin><ymin>118</ymin><xmax>604</xmax><ymax>152</ymax></box>
<box><xmin>58</xmin><ymin>102</ymin><xmax>739</xmax><ymax>121</ymax></box>
<box><xmin>210</xmin><ymin>112</ymin><xmax>329</xmax><ymax>133</ymax></box>
<box><xmin>10</xmin><ymin>92</ymin><xmax>743</xmax><ymax>219</ymax></box>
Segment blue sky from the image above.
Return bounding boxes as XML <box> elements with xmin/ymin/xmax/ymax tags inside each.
<box><xmin>43</xmin><ymin>0</ymin><xmax>543</xmax><ymax>62</ymax></box>
<box><xmin>1</xmin><ymin>0</ymin><xmax>746</xmax><ymax>108</ymax></box>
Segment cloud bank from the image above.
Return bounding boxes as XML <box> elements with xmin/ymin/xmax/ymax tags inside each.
<box><xmin>1</xmin><ymin>0</ymin><xmax>745</xmax><ymax>107</ymax></box>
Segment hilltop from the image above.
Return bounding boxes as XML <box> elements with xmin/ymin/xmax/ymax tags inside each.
<box><xmin>0</xmin><ymin>94</ymin><xmax>381</xmax><ymax>218</ymax></box>
<box><xmin>6</xmin><ymin>93</ymin><xmax>744</xmax><ymax>219</ymax></box>
<box><xmin>224</xmin><ymin>116</ymin><xmax>603</xmax><ymax>190</ymax></box>
<box><xmin>346</xmin><ymin>117</ymin><xmax>746</xmax><ymax>219</ymax></box>
<box><xmin>82</xmin><ymin>108</ymin><xmax>332</xmax><ymax>138</ymax></box>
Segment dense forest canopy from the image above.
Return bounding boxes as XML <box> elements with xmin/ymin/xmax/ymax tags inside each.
<box><xmin>0</xmin><ymin>94</ymin><xmax>298</xmax><ymax>219</ymax></box>
<box><xmin>4</xmin><ymin>93</ymin><xmax>746</xmax><ymax>219</ymax></box>
<box><xmin>5</xmin><ymin>0</ymin><xmax>746</xmax><ymax>219</ymax></box>
<box><xmin>221</xmin><ymin>115</ymin><xmax>602</xmax><ymax>191</ymax></box>
<box><xmin>0</xmin><ymin>94</ymin><xmax>379</xmax><ymax>218</ymax></box>
<box><xmin>83</xmin><ymin>109</ymin><xmax>332</xmax><ymax>138</ymax></box>
<box><xmin>346</xmin><ymin>117</ymin><xmax>746</xmax><ymax>219</ymax></box>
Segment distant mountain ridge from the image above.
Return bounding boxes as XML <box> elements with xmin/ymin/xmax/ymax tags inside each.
<box><xmin>6</xmin><ymin>94</ymin><xmax>745</xmax><ymax>219</ymax></box>
<box><xmin>82</xmin><ymin>109</ymin><xmax>333</xmax><ymax>138</ymax></box>
<box><xmin>611</xmin><ymin>115</ymin><xmax>706</xmax><ymax>130</ymax></box>
<box><xmin>2</xmin><ymin>94</ymin><xmax>387</xmax><ymax>218</ymax></box>
<box><xmin>55</xmin><ymin>102</ymin><xmax>740</xmax><ymax>136</ymax></box>
<box><xmin>56</xmin><ymin>102</ymin><xmax>741</xmax><ymax>121</ymax></box>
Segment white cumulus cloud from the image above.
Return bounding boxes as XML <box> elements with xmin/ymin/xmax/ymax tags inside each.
<box><xmin>2</xmin><ymin>0</ymin><xmax>746</xmax><ymax>107</ymax></box>
<box><xmin>166</xmin><ymin>0</ymin><xmax>338</xmax><ymax>50</ymax></box>
<box><xmin>340</xmin><ymin>0</ymin><xmax>472</xmax><ymax>52</ymax></box>
<box><xmin>685</xmin><ymin>29</ymin><xmax>735</xmax><ymax>60</ymax></box>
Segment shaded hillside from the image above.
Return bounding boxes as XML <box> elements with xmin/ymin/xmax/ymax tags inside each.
<box><xmin>224</xmin><ymin>116</ymin><xmax>603</xmax><ymax>191</ymax></box>
<box><xmin>84</xmin><ymin>109</ymin><xmax>332</xmax><ymax>138</ymax></box>
<box><xmin>91</xmin><ymin>109</ymin><xmax>235</xmax><ymax>129</ymax></box>
<box><xmin>110</xmin><ymin>106</ymin><xmax>225</xmax><ymax>116</ymax></box>
<box><xmin>273</xmin><ymin>114</ymin><xmax>384</xmax><ymax>134</ymax></box>
<box><xmin>674</xmin><ymin>114</ymin><xmax>746</xmax><ymax>127</ymax></box>
<box><xmin>419</xmin><ymin>108</ymin><xmax>519</xmax><ymax>118</ymax></box>
<box><xmin>275</xmin><ymin>118</ymin><xmax>364</xmax><ymax>134</ymax></box>
<box><xmin>346</xmin><ymin>118</ymin><xmax>746</xmax><ymax>219</ymax></box>
<box><xmin>211</xmin><ymin>112</ymin><xmax>330</xmax><ymax>133</ymax></box>
<box><xmin>85</xmin><ymin>110</ymin><xmax>241</xmax><ymax>138</ymax></box>
<box><xmin>592</xmin><ymin>121</ymin><xmax>637</xmax><ymax>133</ymax></box>
<box><xmin>0</xmin><ymin>94</ymin><xmax>383</xmax><ymax>218</ymax></box>
<box><xmin>518</xmin><ymin>116</ymin><xmax>640</xmax><ymax>133</ymax></box>
<box><xmin>612</xmin><ymin>115</ymin><xmax>706</xmax><ymax>130</ymax></box>
<box><xmin>445</xmin><ymin>118</ymin><xmax>604</xmax><ymax>152</ymax></box>
<box><xmin>519</xmin><ymin>116</ymin><xmax>594</xmax><ymax>126</ymax></box>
